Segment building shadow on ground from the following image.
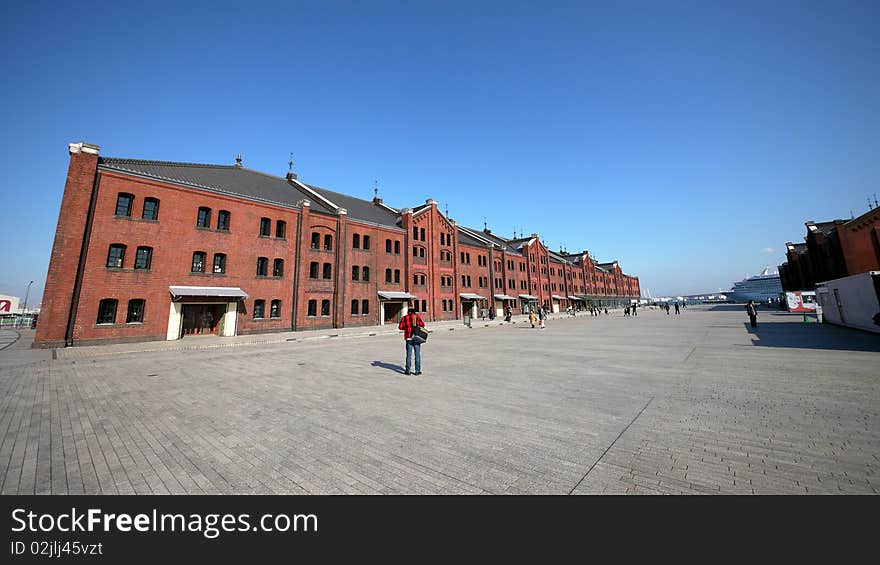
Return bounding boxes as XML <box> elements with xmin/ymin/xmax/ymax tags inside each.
<box><xmin>371</xmin><ymin>361</ymin><xmax>406</xmax><ymax>374</ymax></box>
<box><xmin>744</xmin><ymin>322</ymin><xmax>880</xmax><ymax>352</ymax></box>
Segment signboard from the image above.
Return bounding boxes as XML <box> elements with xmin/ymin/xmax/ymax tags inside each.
<box><xmin>785</xmin><ymin>291</ymin><xmax>817</xmax><ymax>313</ymax></box>
<box><xmin>0</xmin><ymin>294</ymin><xmax>21</xmax><ymax>315</ymax></box>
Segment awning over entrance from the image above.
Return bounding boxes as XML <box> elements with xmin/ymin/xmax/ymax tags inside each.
<box><xmin>169</xmin><ymin>286</ymin><xmax>248</xmax><ymax>300</ymax></box>
<box><xmin>567</xmin><ymin>296</ymin><xmax>584</xmax><ymax>301</ymax></box>
<box><xmin>518</xmin><ymin>294</ymin><xmax>538</xmax><ymax>300</ymax></box>
<box><xmin>494</xmin><ymin>294</ymin><xmax>517</xmax><ymax>300</ymax></box>
<box><xmin>378</xmin><ymin>291</ymin><xmax>415</xmax><ymax>300</ymax></box>
<box><xmin>551</xmin><ymin>295</ymin><xmax>566</xmax><ymax>300</ymax></box>
<box><xmin>460</xmin><ymin>293</ymin><xmax>486</xmax><ymax>300</ymax></box>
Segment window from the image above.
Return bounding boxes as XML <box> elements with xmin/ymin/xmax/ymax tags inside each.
<box><xmin>324</xmin><ymin>234</ymin><xmax>333</xmax><ymax>251</ymax></box>
<box><xmin>126</xmin><ymin>299</ymin><xmax>145</xmax><ymax>323</ymax></box>
<box><xmin>321</xmin><ymin>299</ymin><xmax>330</xmax><ymax>316</ymax></box>
<box><xmin>413</xmin><ymin>246</ymin><xmax>419</xmax><ymax>257</ymax></box>
<box><xmin>394</xmin><ymin>269</ymin><xmax>400</xmax><ymax>283</ymax></box>
<box><xmin>386</xmin><ymin>239</ymin><xmax>392</xmax><ymax>253</ymax></box>
<box><xmin>253</xmin><ymin>299</ymin><xmax>265</xmax><ymax>319</ymax></box>
<box><xmin>442</xmin><ymin>299</ymin><xmax>447</xmax><ymax>311</ymax></box>
<box><xmin>213</xmin><ymin>253</ymin><xmax>226</xmax><ymax>274</ymax></box>
<box><xmin>362</xmin><ymin>299</ymin><xmax>369</xmax><ymax>315</ymax></box>
<box><xmin>362</xmin><ymin>267</ymin><xmax>369</xmax><ymax>282</ymax></box>
<box><xmin>394</xmin><ymin>241</ymin><xmax>400</xmax><ymax>254</ymax></box>
<box><xmin>273</xmin><ymin>258</ymin><xmax>284</xmax><ymax>277</ymax></box>
<box><xmin>461</xmin><ymin>275</ymin><xmax>466</xmax><ymax>286</ymax></box>
<box><xmin>352</xmin><ymin>266</ymin><xmax>360</xmax><ymax>281</ymax></box>
<box><xmin>351</xmin><ymin>299</ymin><xmax>359</xmax><ymax>315</ymax></box>
<box><xmin>96</xmin><ymin>299</ymin><xmax>117</xmax><ymax>324</ymax></box>
<box><xmin>420</xmin><ymin>247</ymin><xmax>425</xmax><ymax>258</ymax></box>
<box><xmin>420</xmin><ymin>228</ymin><xmax>425</xmax><ymax>241</ymax></box>
<box><xmin>310</xmin><ymin>262</ymin><xmax>318</xmax><ymax>278</ymax></box>
<box><xmin>353</xmin><ymin>233</ymin><xmax>360</xmax><ymax>249</ymax></box>
<box><xmin>115</xmin><ymin>193</ymin><xmax>133</xmax><ymax>217</ymax></box>
<box><xmin>260</xmin><ymin>217</ymin><xmax>271</xmax><ymax>237</ymax></box>
<box><xmin>256</xmin><ymin>257</ymin><xmax>268</xmax><ymax>276</ymax></box>
<box><xmin>440</xmin><ymin>233</ymin><xmax>445</xmax><ymax>246</ymax></box>
<box><xmin>107</xmin><ymin>244</ymin><xmax>126</xmax><ymax>268</ymax></box>
<box><xmin>466</xmin><ymin>253</ymin><xmax>471</xmax><ymax>264</ymax></box>
<box><xmin>311</xmin><ymin>232</ymin><xmax>320</xmax><ymax>249</ymax></box>
<box><xmin>192</xmin><ymin>251</ymin><xmax>206</xmax><ymax>273</ymax></box>
<box><xmin>467</xmin><ymin>276</ymin><xmax>471</xmax><ymax>287</ymax></box>
<box><xmin>322</xmin><ymin>263</ymin><xmax>332</xmax><ymax>279</ymax></box>
<box><xmin>142</xmin><ymin>198</ymin><xmax>159</xmax><ymax>220</ymax></box>
<box><xmin>276</xmin><ymin>220</ymin><xmax>286</xmax><ymax>238</ymax></box>
<box><xmin>270</xmin><ymin>299</ymin><xmax>281</xmax><ymax>318</ymax></box>
<box><xmin>307</xmin><ymin>299</ymin><xmax>317</xmax><ymax>317</ymax></box>
<box><xmin>363</xmin><ymin>235</ymin><xmax>370</xmax><ymax>250</ymax></box>
<box><xmin>413</xmin><ymin>227</ymin><xmax>418</xmax><ymax>240</ymax></box>
<box><xmin>197</xmin><ymin>207</ymin><xmax>211</xmax><ymax>228</ymax></box>
<box><xmin>134</xmin><ymin>246</ymin><xmax>152</xmax><ymax>270</ymax></box>
<box><xmin>385</xmin><ymin>268</ymin><xmax>392</xmax><ymax>283</ymax></box>
<box><xmin>421</xmin><ymin>300</ymin><xmax>427</xmax><ymax>313</ymax></box>
<box><xmin>217</xmin><ymin>210</ymin><xmax>230</xmax><ymax>231</ymax></box>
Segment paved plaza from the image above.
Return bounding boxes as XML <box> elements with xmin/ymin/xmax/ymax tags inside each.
<box><xmin>1</xmin><ymin>305</ymin><xmax>878</xmax><ymax>495</ymax></box>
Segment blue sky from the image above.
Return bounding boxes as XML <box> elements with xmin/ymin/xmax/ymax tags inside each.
<box><xmin>2</xmin><ymin>0</ymin><xmax>878</xmax><ymax>302</ymax></box>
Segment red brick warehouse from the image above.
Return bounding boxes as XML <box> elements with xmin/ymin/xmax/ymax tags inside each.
<box><xmin>35</xmin><ymin>142</ymin><xmax>641</xmax><ymax>347</ymax></box>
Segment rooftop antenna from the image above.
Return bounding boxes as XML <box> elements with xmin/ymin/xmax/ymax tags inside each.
<box><xmin>288</xmin><ymin>152</ymin><xmax>294</xmax><ymax>174</ymax></box>
<box><xmin>483</xmin><ymin>217</ymin><xmax>487</xmax><ymax>230</ymax></box>
<box><xmin>445</xmin><ymin>203</ymin><xmax>449</xmax><ymax>217</ymax></box>
<box><xmin>874</xmin><ymin>193</ymin><xmax>879</xmax><ymax>208</ymax></box>
<box><xmin>373</xmin><ymin>179</ymin><xmax>378</xmax><ymax>199</ymax></box>
<box><xmin>235</xmin><ymin>153</ymin><xmax>242</xmax><ymax>167</ymax></box>
<box><xmin>869</xmin><ymin>197</ymin><xmax>874</xmax><ymax>211</ymax></box>
<box><xmin>851</xmin><ymin>210</ymin><xmax>855</xmax><ymax>219</ymax></box>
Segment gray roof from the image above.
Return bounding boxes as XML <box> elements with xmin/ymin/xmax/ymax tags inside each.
<box><xmin>99</xmin><ymin>158</ymin><xmax>337</xmax><ymax>215</ymax></box>
<box><xmin>457</xmin><ymin>229</ymin><xmax>488</xmax><ymax>247</ymax></box>
<box><xmin>305</xmin><ymin>184</ymin><xmax>400</xmax><ymax>228</ymax></box>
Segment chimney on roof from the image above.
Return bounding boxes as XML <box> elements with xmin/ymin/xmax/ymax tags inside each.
<box><xmin>286</xmin><ymin>153</ymin><xmax>297</xmax><ymax>180</ymax></box>
<box><xmin>234</xmin><ymin>153</ymin><xmax>243</xmax><ymax>167</ymax></box>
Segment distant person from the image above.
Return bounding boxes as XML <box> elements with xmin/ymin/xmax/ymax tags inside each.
<box><xmin>665</xmin><ymin>303</ymin><xmax>670</xmax><ymax>315</ymax></box>
<box><xmin>674</xmin><ymin>303</ymin><xmax>680</xmax><ymax>315</ymax></box>
<box><xmin>604</xmin><ymin>308</ymin><xmax>608</xmax><ymax>315</ymax></box>
<box><xmin>398</xmin><ymin>304</ymin><xmax>425</xmax><ymax>375</ymax></box>
<box><xmin>538</xmin><ymin>307</ymin><xmax>547</xmax><ymax>329</ymax></box>
<box><xmin>632</xmin><ymin>304</ymin><xmax>637</xmax><ymax>316</ymax></box>
<box><xmin>624</xmin><ymin>306</ymin><xmax>630</xmax><ymax>317</ymax></box>
<box><xmin>745</xmin><ymin>300</ymin><xmax>758</xmax><ymax>328</ymax></box>
<box><xmin>504</xmin><ymin>305</ymin><xmax>512</xmax><ymax>322</ymax></box>
<box><xmin>529</xmin><ymin>308</ymin><xmax>537</xmax><ymax>328</ymax></box>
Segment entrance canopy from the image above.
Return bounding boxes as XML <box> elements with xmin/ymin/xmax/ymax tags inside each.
<box><xmin>518</xmin><ymin>294</ymin><xmax>538</xmax><ymax>300</ymax></box>
<box><xmin>567</xmin><ymin>296</ymin><xmax>584</xmax><ymax>301</ymax></box>
<box><xmin>378</xmin><ymin>291</ymin><xmax>415</xmax><ymax>300</ymax></box>
<box><xmin>551</xmin><ymin>295</ymin><xmax>566</xmax><ymax>300</ymax></box>
<box><xmin>169</xmin><ymin>286</ymin><xmax>248</xmax><ymax>300</ymax></box>
<box><xmin>494</xmin><ymin>294</ymin><xmax>517</xmax><ymax>300</ymax></box>
<box><xmin>460</xmin><ymin>293</ymin><xmax>486</xmax><ymax>300</ymax></box>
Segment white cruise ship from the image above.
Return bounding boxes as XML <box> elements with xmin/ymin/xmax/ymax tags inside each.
<box><xmin>727</xmin><ymin>267</ymin><xmax>783</xmax><ymax>303</ymax></box>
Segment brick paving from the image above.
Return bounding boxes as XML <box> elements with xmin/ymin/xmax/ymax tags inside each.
<box><xmin>0</xmin><ymin>305</ymin><xmax>878</xmax><ymax>495</ymax></box>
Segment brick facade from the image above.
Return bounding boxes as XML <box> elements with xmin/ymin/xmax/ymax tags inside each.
<box><xmin>35</xmin><ymin>143</ymin><xmax>640</xmax><ymax>347</ymax></box>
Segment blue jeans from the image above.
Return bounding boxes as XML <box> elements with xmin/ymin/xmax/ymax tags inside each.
<box><xmin>405</xmin><ymin>339</ymin><xmax>421</xmax><ymax>373</ymax></box>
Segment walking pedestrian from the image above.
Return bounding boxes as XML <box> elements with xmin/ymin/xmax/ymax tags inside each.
<box><xmin>504</xmin><ymin>305</ymin><xmax>512</xmax><ymax>323</ymax></box>
<box><xmin>746</xmin><ymin>300</ymin><xmax>758</xmax><ymax>328</ymax></box>
<box><xmin>674</xmin><ymin>303</ymin><xmax>680</xmax><ymax>315</ymax></box>
<box><xmin>632</xmin><ymin>303</ymin><xmax>638</xmax><ymax>316</ymax></box>
<box><xmin>529</xmin><ymin>308</ymin><xmax>537</xmax><ymax>328</ymax></box>
<box><xmin>538</xmin><ymin>307</ymin><xmax>547</xmax><ymax>329</ymax></box>
<box><xmin>665</xmin><ymin>303</ymin><xmax>670</xmax><ymax>315</ymax></box>
<box><xmin>398</xmin><ymin>304</ymin><xmax>425</xmax><ymax>375</ymax></box>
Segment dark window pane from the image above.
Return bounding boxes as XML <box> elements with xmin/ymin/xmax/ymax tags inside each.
<box><xmin>353</xmin><ymin>233</ymin><xmax>360</xmax><ymax>249</ymax></box>
<box><xmin>197</xmin><ymin>207</ymin><xmax>211</xmax><ymax>228</ymax></box>
<box><xmin>257</xmin><ymin>257</ymin><xmax>268</xmax><ymax>276</ymax></box>
<box><xmin>324</xmin><ymin>234</ymin><xmax>332</xmax><ymax>251</ymax></box>
<box><xmin>308</xmin><ymin>300</ymin><xmax>317</xmax><ymax>317</ymax></box>
<box><xmin>191</xmin><ymin>252</ymin><xmax>206</xmax><ymax>272</ymax></box>
<box><xmin>352</xmin><ymin>266</ymin><xmax>359</xmax><ymax>281</ymax></box>
<box><xmin>273</xmin><ymin>259</ymin><xmax>284</xmax><ymax>277</ymax></box>
<box><xmin>270</xmin><ymin>300</ymin><xmax>281</xmax><ymax>318</ymax></box>
<box><xmin>363</xmin><ymin>236</ymin><xmax>370</xmax><ymax>250</ymax></box>
<box><xmin>351</xmin><ymin>299</ymin><xmax>359</xmax><ymax>315</ymax></box>
<box><xmin>394</xmin><ymin>270</ymin><xmax>400</xmax><ymax>283</ymax></box>
<box><xmin>126</xmin><ymin>299</ymin><xmax>145</xmax><ymax>323</ymax></box>
<box><xmin>217</xmin><ymin>210</ymin><xmax>230</xmax><ymax>231</ymax></box>
<box><xmin>321</xmin><ymin>299</ymin><xmax>330</xmax><ymax>316</ymax></box>
<box><xmin>276</xmin><ymin>220</ymin><xmax>286</xmax><ymax>238</ymax></box>
<box><xmin>323</xmin><ymin>263</ymin><xmax>331</xmax><ymax>279</ymax></box>
<box><xmin>362</xmin><ymin>299</ymin><xmax>369</xmax><ymax>315</ymax></box>
<box><xmin>115</xmin><ymin>194</ymin><xmax>133</xmax><ymax>217</ymax></box>
<box><xmin>385</xmin><ymin>269</ymin><xmax>392</xmax><ymax>283</ymax></box>
<box><xmin>309</xmin><ymin>262</ymin><xmax>318</xmax><ymax>278</ymax></box>
<box><xmin>386</xmin><ymin>239</ymin><xmax>392</xmax><ymax>253</ymax></box>
<box><xmin>134</xmin><ymin>247</ymin><xmax>152</xmax><ymax>270</ymax></box>
<box><xmin>362</xmin><ymin>267</ymin><xmax>369</xmax><ymax>282</ymax></box>
<box><xmin>107</xmin><ymin>244</ymin><xmax>125</xmax><ymax>268</ymax></box>
<box><xmin>142</xmin><ymin>198</ymin><xmax>159</xmax><ymax>220</ymax></box>
<box><xmin>213</xmin><ymin>254</ymin><xmax>226</xmax><ymax>274</ymax></box>
<box><xmin>253</xmin><ymin>300</ymin><xmax>265</xmax><ymax>319</ymax></box>
<box><xmin>311</xmin><ymin>233</ymin><xmax>320</xmax><ymax>249</ymax></box>
<box><xmin>260</xmin><ymin>218</ymin><xmax>271</xmax><ymax>236</ymax></box>
<box><xmin>97</xmin><ymin>299</ymin><xmax>117</xmax><ymax>324</ymax></box>
<box><xmin>394</xmin><ymin>241</ymin><xmax>400</xmax><ymax>254</ymax></box>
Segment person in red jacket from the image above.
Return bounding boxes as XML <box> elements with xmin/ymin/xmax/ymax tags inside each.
<box><xmin>398</xmin><ymin>304</ymin><xmax>425</xmax><ymax>375</ymax></box>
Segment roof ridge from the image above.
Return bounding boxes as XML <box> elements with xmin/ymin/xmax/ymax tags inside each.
<box><xmin>100</xmin><ymin>157</ymin><xmax>234</xmax><ymax>169</ymax></box>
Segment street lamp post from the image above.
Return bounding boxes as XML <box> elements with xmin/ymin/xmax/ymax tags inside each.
<box><xmin>21</xmin><ymin>280</ymin><xmax>33</xmax><ymax>328</ymax></box>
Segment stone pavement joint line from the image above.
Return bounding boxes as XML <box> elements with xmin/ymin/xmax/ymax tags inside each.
<box><xmin>1</xmin><ymin>305</ymin><xmax>878</xmax><ymax>495</ymax></box>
